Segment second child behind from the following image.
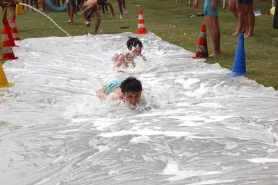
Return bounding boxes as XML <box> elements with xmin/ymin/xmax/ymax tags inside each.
<box><xmin>82</xmin><ymin>0</ymin><xmax>116</xmax><ymax>34</ymax></box>
<box><xmin>112</xmin><ymin>37</ymin><xmax>147</xmax><ymax>72</ymax></box>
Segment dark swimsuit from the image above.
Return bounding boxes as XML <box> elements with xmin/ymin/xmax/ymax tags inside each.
<box><xmin>83</xmin><ymin>8</ymin><xmax>97</xmax><ymax>20</ymax></box>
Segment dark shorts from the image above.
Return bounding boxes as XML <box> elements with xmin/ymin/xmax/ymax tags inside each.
<box><xmin>70</xmin><ymin>0</ymin><xmax>76</xmax><ymax>6</ymax></box>
<box><xmin>83</xmin><ymin>8</ymin><xmax>97</xmax><ymax>20</ymax></box>
<box><xmin>114</xmin><ymin>54</ymin><xmax>122</xmax><ymax>63</ymax></box>
<box><xmin>238</xmin><ymin>0</ymin><xmax>253</xmax><ymax>5</ymax></box>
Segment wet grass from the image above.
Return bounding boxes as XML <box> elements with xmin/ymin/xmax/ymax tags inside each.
<box><xmin>1</xmin><ymin>0</ymin><xmax>278</xmax><ymax>89</ymax></box>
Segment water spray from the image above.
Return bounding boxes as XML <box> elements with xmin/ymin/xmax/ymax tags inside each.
<box><xmin>19</xmin><ymin>3</ymin><xmax>71</xmax><ymax>37</ymax></box>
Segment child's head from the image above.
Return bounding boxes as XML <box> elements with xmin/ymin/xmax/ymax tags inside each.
<box><xmin>127</xmin><ymin>37</ymin><xmax>143</xmax><ymax>56</ymax></box>
<box><xmin>97</xmin><ymin>0</ymin><xmax>106</xmax><ymax>10</ymax></box>
<box><xmin>127</xmin><ymin>37</ymin><xmax>143</xmax><ymax>50</ymax></box>
<box><xmin>120</xmin><ymin>76</ymin><xmax>142</xmax><ymax>106</ymax></box>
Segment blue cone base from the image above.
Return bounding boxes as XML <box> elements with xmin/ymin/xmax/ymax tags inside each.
<box><xmin>229</xmin><ymin>71</ymin><xmax>247</xmax><ymax>77</ymax></box>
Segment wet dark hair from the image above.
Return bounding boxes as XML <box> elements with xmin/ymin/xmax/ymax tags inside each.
<box><xmin>97</xmin><ymin>0</ymin><xmax>106</xmax><ymax>5</ymax></box>
<box><xmin>120</xmin><ymin>76</ymin><xmax>142</xmax><ymax>93</ymax></box>
<box><xmin>127</xmin><ymin>37</ymin><xmax>143</xmax><ymax>49</ymax></box>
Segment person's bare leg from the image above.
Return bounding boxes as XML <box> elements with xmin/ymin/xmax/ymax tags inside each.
<box><xmin>22</xmin><ymin>0</ymin><xmax>26</xmax><ymax>10</ymax></box>
<box><xmin>232</xmin><ymin>3</ymin><xmax>244</xmax><ymax>36</ymax></box>
<box><xmin>244</xmin><ymin>4</ymin><xmax>254</xmax><ymax>37</ymax></box>
<box><xmin>93</xmin><ymin>11</ymin><xmax>101</xmax><ymax>34</ymax></box>
<box><xmin>243</xmin><ymin>6</ymin><xmax>249</xmax><ymax>36</ymax></box>
<box><xmin>40</xmin><ymin>0</ymin><xmax>46</xmax><ymax>11</ymax></box>
<box><xmin>32</xmin><ymin>0</ymin><xmax>39</xmax><ymax>11</ymax></box>
<box><xmin>9</xmin><ymin>0</ymin><xmax>16</xmax><ymax>20</ymax></box>
<box><xmin>122</xmin><ymin>0</ymin><xmax>127</xmax><ymax>14</ymax></box>
<box><xmin>205</xmin><ymin>15</ymin><xmax>221</xmax><ymax>57</ymax></box>
<box><xmin>73</xmin><ymin>5</ymin><xmax>77</xmax><ymax>16</ymax></box>
<box><xmin>25</xmin><ymin>0</ymin><xmax>30</xmax><ymax>11</ymax></box>
<box><xmin>117</xmin><ymin>0</ymin><xmax>123</xmax><ymax>18</ymax></box>
<box><xmin>66</xmin><ymin>0</ymin><xmax>73</xmax><ymax>23</ymax></box>
<box><xmin>229</xmin><ymin>0</ymin><xmax>238</xmax><ymax>19</ymax></box>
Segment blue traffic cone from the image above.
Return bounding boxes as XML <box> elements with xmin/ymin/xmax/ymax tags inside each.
<box><xmin>229</xmin><ymin>34</ymin><xmax>247</xmax><ymax>77</ymax></box>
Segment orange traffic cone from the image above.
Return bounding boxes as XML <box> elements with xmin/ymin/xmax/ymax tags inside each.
<box><xmin>0</xmin><ymin>64</ymin><xmax>14</xmax><ymax>88</ymax></box>
<box><xmin>4</xmin><ymin>20</ymin><xmax>18</xmax><ymax>47</ymax></box>
<box><xmin>1</xmin><ymin>28</ymin><xmax>18</xmax><ymax>60</ymax></box>
<box><xmin>136</xmin><ymin>10</ymin><xmax>147</xmax><ymax>34</ymax></box>
<box><xmin>10</xmin><ymin>17</ymin><xmax>20</xmax><ymax>40</ymax></box>
<box><xmin>192</xmin><ymin>24</ymin><xmax>208</xmax><ymax>59</ymax></box>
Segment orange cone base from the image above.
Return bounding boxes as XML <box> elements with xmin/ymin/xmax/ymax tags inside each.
<box><xmin>192</xmin><ymin>52</ymin><xmax>208</xmax><ymax>59</ymax></box>
<box><xmin>0</xmin><ymin>56</ymin><xmax>18</xmax><ymax>60</ymax></box>
<box><xmin>136</xmin><ymin>28</ymin><xmax>147</xmax><ymax>34</ymax></box>
<box><xmin>192</xmin><ymin>56</ymin><xmax>206</xmax><ymax>59</ymax></box>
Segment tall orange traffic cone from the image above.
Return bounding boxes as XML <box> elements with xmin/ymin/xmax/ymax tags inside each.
<box><xmin>0</xmin><ymin>64</ymin><xmax>14</xmax><ymax>88</ymax></box>
<box><xmin>4</xmin><ymin>20</ymin><xmax>18</xmax><ymax>47</ymax></box>
<box><xmin>10</xmin><ymin>17</ymin><xmax>20</xmax><ymax>40</ymax></box>
<box><xmin>192</xmin><ymin>24</ymin><xmax>208</xmax><ymax>59</ymax></box>
<box><xmin>136</xmin><ymin>10</ymin><xmax>147</xmax><ymax>34</ymax></box>
<box><xmin>1</xmin><ymin>28</ymin><xmax>18</xmax><ymax>60</ymax></box>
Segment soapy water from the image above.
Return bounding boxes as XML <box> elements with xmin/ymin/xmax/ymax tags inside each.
<box><xmin>0</xmin><ymin>32</ymin><xmax>278</xmax><ymax>185</ymax></box>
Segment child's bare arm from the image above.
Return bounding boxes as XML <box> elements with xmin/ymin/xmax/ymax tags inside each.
<box><xmin>140</xmin><ymin>54</ymin><xmax>147</xmax><ymax>62</ymax></box>
<box><xmin>96</xmin><ymin>86</ymin><xmax>107</xmax><ymax>100</ymax></box>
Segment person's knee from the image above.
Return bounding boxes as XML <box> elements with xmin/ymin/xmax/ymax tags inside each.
<box><xmin>229</xmin><ymin>6</ymin><xmax>236</xmax><ymax>12</ymax></box>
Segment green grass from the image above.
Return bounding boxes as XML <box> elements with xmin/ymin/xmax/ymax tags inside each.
<box><xmin>1</xmin><ymin>0</ymin><xmax>278</xmax><ymax>89</ymax></box>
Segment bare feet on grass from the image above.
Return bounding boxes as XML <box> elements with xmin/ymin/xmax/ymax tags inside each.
<box><xmin>209</xmin><ymin>51</ymin><xmax>222</xmax><ymax>57</ymax></box>
<box><xmin>244</xmin><ymin>32</ymin><xmax>253</xmax><ymax>38</ymax></box>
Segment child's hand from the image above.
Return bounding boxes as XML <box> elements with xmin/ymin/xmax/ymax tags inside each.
<box><xmin>141</xmin><ymin>55</ymin><xmax>147</xmax><ymax>62</ymax></box>
<box><xmin>96</xmin><ymin>90</ymin><xmax>105</xmax><ymax>99</ymax></box>
<box><xmin>113</xmin><ymin>66</ymin><xmax>123</xmax><ymax>73</ymax></box>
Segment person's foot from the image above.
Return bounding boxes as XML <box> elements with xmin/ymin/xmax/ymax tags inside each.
<box><xmin>232</xmin><ymin>31</ymin><xmax>239</xmax><ymax>36</ymax></box>
<box><xmin>120</xmin><ymin>14</ymin><xmax>123</xmax><ymax>19</ymax></box>
<box><xmin>209</xmin><ymin>51</ymin><xmax>222</xmax><ymax>57</ymax></box>
<box><xmin>244</xmin><ymin>33</ymin><xmax>253</xmax><ymax>38</ymax></box>
<box><xmin>124</xmin><ymin>9</ymin><xmax>128</xmax><ymax>15</ymax></box>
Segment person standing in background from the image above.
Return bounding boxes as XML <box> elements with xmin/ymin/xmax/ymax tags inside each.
<box><xmin>66</xmin><ymin>0</ymin><xmax>76</xmax><ymax>23</ymax></box>
<box><xmin>229</xmin><ymin>0</ymin><xmax>246</xmax><ymax>35</ymax></box>
<box><xmin>193</xmin><ymin>0</ymin><xmax>221</xmax><ymax>57</ymax></box>
<box><xmin>232</xmin><ymin>0</ymin><xmax>254</xmax><ymax>37</ymax></box>
<box><xmin>117</xmin><ymin>0</ymin><xmax>127</xmax><ymax>19</ymax></box>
